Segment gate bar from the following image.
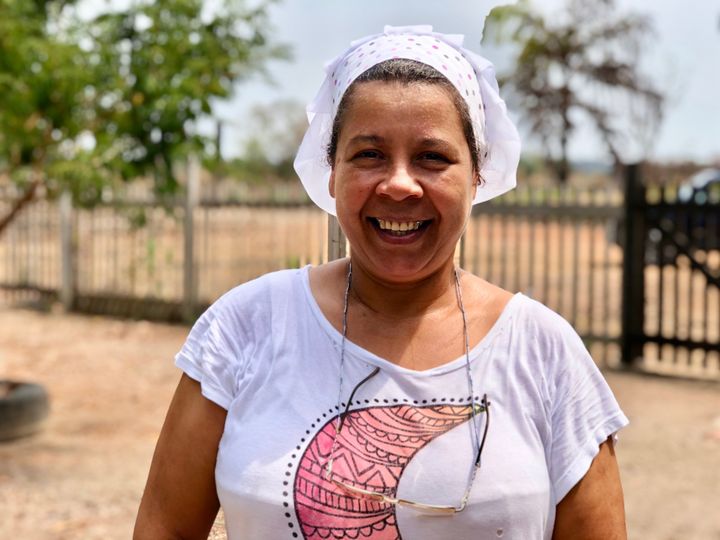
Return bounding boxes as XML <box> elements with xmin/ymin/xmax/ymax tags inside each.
<box><xmin>621</xmin><ymin>163</ymin><xmax>646</xmax><ymax>365</ymax></box>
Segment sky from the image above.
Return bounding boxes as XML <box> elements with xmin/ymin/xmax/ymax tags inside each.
<box><xmin>212</xmin><ymin>0</ymin><xmax>720</xmax><ymax>165</ymax></box>
<box><xmin>76</xmin><ymin>0</ymin><xmax>720</xmax><ymax>165</ymax></box>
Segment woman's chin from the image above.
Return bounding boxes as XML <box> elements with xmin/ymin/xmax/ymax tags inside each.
<box><xmin>351</xmin><ymin>254</ymin><xmax>455</xmax><ymax>286</ymax></box>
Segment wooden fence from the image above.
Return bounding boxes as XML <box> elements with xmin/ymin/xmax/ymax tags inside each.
<box><xmin>0</xmin><ymin>198</ymin><xmax>329</xmax><ymax>321</ymax></box>
<box><xmin>0</xmin><ymin>181</ymin><xmax>626</xmax><ymax>367</ymax></box>
<box><xmin>463</xmin><ymin>185</ymin><xmax>624</xmax><ymax>366</ymax></box>
<box><xmin>2</xmin><ymin>167</ymin><xmax>718</xmax><ymax>377</ymax></box>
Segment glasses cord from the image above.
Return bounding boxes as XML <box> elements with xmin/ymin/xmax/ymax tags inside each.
<box><xmin>326</xmin><ymin>261</ymin><xmax>354</xmax><ymax>479</ymax></box>
<box><xmin>329</xmin><ymin>262</ymin><xmax>489</xmax><ymax>485</ymax></box>
<box><xmin>454</xmin><ymin>268</ymin><xmax>486</xmax><ymax>465</ymax></box>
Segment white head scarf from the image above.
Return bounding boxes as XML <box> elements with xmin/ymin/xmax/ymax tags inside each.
<box><xmin>294</xmin><ymin>24</ymin><xmax>521</xmax><ymax>216</ymax></box>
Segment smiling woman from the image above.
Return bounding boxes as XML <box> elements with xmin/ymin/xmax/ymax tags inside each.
<box><xmin>135</xmin><ymin>25</ymin><xmax>629</xmax><ymax>540</ymax></box>
<box><xmin>329</xmin><ymin>78</ymin><xmax>476</xmax><ymax>281</ymax></box>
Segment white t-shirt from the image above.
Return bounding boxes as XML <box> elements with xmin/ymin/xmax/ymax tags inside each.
<box><xmin>176</xmin><ymin>266</ymin><xmax>628</xmax><ymax>540</ymax></box>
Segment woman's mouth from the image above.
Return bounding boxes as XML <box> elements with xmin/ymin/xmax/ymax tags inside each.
<box><xmin>371</xmin><ymin>218</ymin><xmax>431</xmax><ymax>237</ymax></box>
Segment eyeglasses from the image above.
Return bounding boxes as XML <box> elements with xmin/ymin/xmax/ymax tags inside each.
<box><xmin>323</xmin><ymin>367</ymin><xmax>491</xmax><ymax>515</ymax></box>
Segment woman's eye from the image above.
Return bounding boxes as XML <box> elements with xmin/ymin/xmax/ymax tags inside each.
<box><xmin>353</xmin><ymin>150</ymin><xmax>383</xmax><ymax>160</ymax></box>
<box><xmin>419</xmin><ymin>152</ymin><xmax>450</xmax><ymax>164</ymax></box>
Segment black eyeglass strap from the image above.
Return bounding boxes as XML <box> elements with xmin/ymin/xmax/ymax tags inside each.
<box><xmin>474</xmin><ymin>394</ymin><xmax>490</xmax><ymax>467</ymax></box>
<box><xmin>338</xmin><ymin>366</ymin><xmax>380</xmax><ymax>432</ymax></box>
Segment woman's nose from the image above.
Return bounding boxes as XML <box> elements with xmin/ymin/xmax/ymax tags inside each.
<box><xmin>375</xmin><ymin>164</ymin><xmax>423</xmax><ymax>201</ymax></box>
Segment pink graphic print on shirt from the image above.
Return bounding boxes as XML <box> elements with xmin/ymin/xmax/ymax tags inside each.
<box><xmin>291</xmin><ymin>403</ymin><xmax>480</xmax><ymax>540</ymax></box>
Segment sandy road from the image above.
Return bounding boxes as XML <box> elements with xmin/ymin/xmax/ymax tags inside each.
<box><xmin>0</xmin><ymin>307</ymin><xmax>718</xmax><ymax>540</ymax></box>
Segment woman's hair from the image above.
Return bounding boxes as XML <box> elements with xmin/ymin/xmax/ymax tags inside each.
<box><xmin>325</xmin><ymin>58</ymin><xmax>482</xmax><ymax>173</ymax></box>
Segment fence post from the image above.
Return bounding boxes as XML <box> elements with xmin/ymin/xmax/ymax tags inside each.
<box><xmin>620</xmin><ymin>163</ymin><xmax>646</xmax><ymax>366</ymax></box>
<box><xmin>327</xmin><ymin>215</ymin><xmax>346</xmax><ymax>261</ymax></box>
<box><xmin>59</xmin><ymin>190</ymin><xmax>75</xmax><ymax>311</ymax></box>
<box><xmin>183</xmin><ymin>155</ymin><xmax>200</xmax><ymax>322</ymax></box>
<box><xmin>458</xmin><ymin>234</ymin><xmax>466</xmax><ymax>268</ymax></box>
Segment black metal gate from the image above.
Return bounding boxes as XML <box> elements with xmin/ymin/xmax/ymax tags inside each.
<box><xmin>621</xmin><ymin>164</ymin><xmax>720</xmax><ymax>375</ymax></box>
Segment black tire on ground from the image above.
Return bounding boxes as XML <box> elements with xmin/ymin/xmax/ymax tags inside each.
<box><xmin>0</xmin><ymin>380</ymin><xmax>50</xmax><ymax>442</ymax></box>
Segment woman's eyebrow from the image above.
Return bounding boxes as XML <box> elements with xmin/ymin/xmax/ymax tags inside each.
<box><xmin>420</xmin><ymin>137</ymin><xmax>447</xmax><ymax>146</ymax></box>
<box><xmin>419</xmin><ymin>138</ymin><xmax>455</xmax><ymax>151</ymax></box>
<box><xmin>347</xmin><ymin>135</ymin><xmax>453</xmax><ymax>148</ymax></box>
<box><xmin>346</xmin><ymin>134</ymin><xmax>384</xmax><ymax>146</ymax></box>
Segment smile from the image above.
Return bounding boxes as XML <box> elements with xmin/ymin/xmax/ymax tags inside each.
<box><xmin>372</xmin><ymin>218</ymin><xmax>430</xmax><ymax>236</ymax></box>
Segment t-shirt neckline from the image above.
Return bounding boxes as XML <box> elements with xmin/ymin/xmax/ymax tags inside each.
<box><xmin>299</xmin><ymin>265</ymin><xmax>523</xmax><ymax>377</ymax></box>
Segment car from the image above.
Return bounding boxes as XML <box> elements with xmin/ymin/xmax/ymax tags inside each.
<box><xmin>646</xmin><ymin>168</ymin><xmax>720</xmax><ymax>265</ymax></box>
<box><xmin>608</xmin><ymin>168</ymin><xmax>720</xmax><ymax>266</ymax></box>
<box><xmin>677</xmin><ymin>168</ymin><xmax>720</xmax><ymax>205</ymax></box>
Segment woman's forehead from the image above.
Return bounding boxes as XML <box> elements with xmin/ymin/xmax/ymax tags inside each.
<box><xmin>339</xmin><ymin>82</ymin><xmax>466</xmax><ymax>139</ymax></box>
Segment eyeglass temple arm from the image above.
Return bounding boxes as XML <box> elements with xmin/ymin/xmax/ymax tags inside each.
<box><xmin>474</xmin><ymin>394</ymin><xmax>490</xmax><ymax>467</ymax></box>
<box><xmin>337</xmin><ymin>367</ymin><xmax>381</xmax><ymax>433</ymax></box>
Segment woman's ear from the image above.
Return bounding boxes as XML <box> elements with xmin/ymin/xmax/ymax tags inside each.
<box><xmin>471</xmin><ymin>172</ymin><xmax>480</xmax><ymax>199</ymax></box>
<box><xmin>329</xmin><ymin>170</ymin><xmax>336</xmax><ymax>198</ymax></box>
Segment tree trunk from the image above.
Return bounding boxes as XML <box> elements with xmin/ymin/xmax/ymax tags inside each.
<box><xmin>558</xmin><ymin>86</ymin><xmax>571</xmax><ymax>184</ymax></box>
<box><xmin>0</xmin><ymin>178</ymin><xmax>41</xmax><ymax>237</ymax></box>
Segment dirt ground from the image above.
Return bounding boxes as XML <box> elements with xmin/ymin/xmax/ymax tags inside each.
<box><xmin>0</xmin><ymin>307</ymin><xmax>718</xmax><ymax>540</ymax></box>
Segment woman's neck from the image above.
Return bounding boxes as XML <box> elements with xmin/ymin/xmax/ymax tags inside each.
<box><xmin>346</xmin><ymin>257</ymin><xmax>459</xmax><ymax>320</ymax></box>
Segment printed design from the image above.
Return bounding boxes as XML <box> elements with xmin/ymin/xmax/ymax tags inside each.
<box><xmin>290</xmin><ymin>402</ymin><xmax>479</xmax><ymax>540</ymax></box>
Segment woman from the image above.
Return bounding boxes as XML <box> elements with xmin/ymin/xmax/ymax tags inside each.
<box><xmin>135</xmin><ymin>25</ymin><xmax>628</xmax><ymax>540</ymax></box>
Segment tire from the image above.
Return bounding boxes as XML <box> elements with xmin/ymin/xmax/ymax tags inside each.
<box><xmin>0</xmin><ymin>380</ymin><xmax>50</xmax><ymax>442</ymax></box>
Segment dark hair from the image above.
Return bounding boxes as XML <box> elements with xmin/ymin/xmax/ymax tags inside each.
<box><xmin>326</xmin><ymin>58</ymin><xmax>482</xmax><ymax>174</ymax></box>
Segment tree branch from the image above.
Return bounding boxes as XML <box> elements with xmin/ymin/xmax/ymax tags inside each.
<box><xmin>0</xmin><ymin>177</ymin><xmax>41</xmax><ymax>237</ymax></box>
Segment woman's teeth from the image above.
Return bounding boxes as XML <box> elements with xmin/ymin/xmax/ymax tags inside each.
<box><xmin>376</xmin><ymin>219</ymin><xmax>424</xmax><ymax>234</ymax></box>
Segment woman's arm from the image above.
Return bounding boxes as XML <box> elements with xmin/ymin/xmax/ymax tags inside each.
<box><xmin>552</xmin><ymin>438</ymin><xmax>627</xmax><ymax>540</ymax></box>
<box><xmin>134</xmin><ymin>374</ymin><xmax>228</xmax><ymax>540</ymax></box>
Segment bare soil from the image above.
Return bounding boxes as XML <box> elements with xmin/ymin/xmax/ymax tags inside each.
<box><xmin>0</xmin><ymin>307</ymin><xmax>718</xmax><ymax>540</ymax></box>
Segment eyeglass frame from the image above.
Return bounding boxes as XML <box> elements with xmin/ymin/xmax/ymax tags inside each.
<box><xmin>323</xmin><ymin>366</ymin><xmax>491</xmax><ymax>515</ymax></box>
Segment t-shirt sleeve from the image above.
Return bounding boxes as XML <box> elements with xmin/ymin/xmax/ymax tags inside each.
<box><xmin>545</xmin><ymin>317</ymin><xmax>629</xmax><ymax>504</ymax></box>
<box><xmin>174</xmin><ymin>295</ymin><xmax>247</xmax><ymax>410</ymax></box>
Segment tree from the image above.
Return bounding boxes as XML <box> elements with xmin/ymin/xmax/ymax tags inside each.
<box><xmin>223</xmin><ymin>99</ymin><xmax>307</xmax><ymax>183</ymax></box>
<box><xmin>0</xmin><ymin>0</ymin><xmax>288</xmax><ymax>235</ymax></box>
<box><xmin>0</xmin><ymin>0</ymin><xmax>94</xmax><ymax>231</ymax></box>
<box><xmin>88</xmin><ymin>0</ymin><xmax>288</xmax><ymax>195</ymax></box>
<box><xmin>484</xmin><ymin>0</ymin><xmax>664</xmax><ymax>182</ymax></box>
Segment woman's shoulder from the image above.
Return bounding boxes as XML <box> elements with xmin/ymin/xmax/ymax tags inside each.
<box><xmin>178</xmin><ymin>267</ymin><xmax>308</xmax><ymax>373</ymax></box>
<box><xmin>199</xmin><ymin>267</ymin><xmax>308</xmax><ymax>327</ymax></box>
<box><xmin>461</xmin><ymin>271</ymin><xmax>584</xmax><ymax>353</ymax></box>
<box><xmin>512</xmin><ymin>294</ymin><xmax>582</xmax><ymax>346</ymax></box>
<box><xmin>503</xmin><ymin>294</ymin><xmax>596</xmax><ymax>380</ymax></box>
<box><xmin>218</xmin><ymin>267</ymin><xmax>305</xmax><ymax>304</ymax></box>
<box><xmin>461</xmin><ymin>273</ymin><xmax>520</xmax><ymax>342</ymax></box>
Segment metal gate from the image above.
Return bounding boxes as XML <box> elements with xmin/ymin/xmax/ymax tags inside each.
<box><xmin>621</xmin><ymin>164</ymin><xmax>720</xmax><ymax>376</ymax></box>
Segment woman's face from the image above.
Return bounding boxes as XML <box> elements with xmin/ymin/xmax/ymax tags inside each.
<box><xmin>330</xmin><ymin>80</ymin><xmax>476</xmax><ymax>284</ymax></box>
